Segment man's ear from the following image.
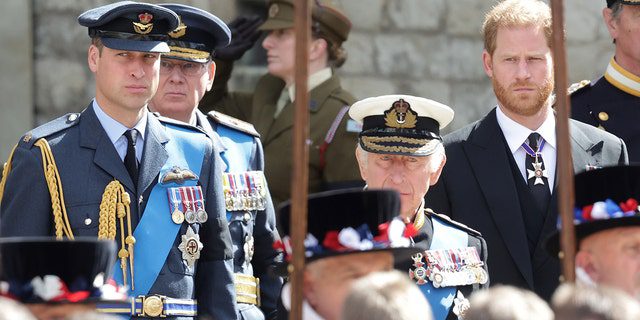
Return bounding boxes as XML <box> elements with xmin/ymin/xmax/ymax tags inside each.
<box><xmin>429</xmin><ymin>153</ymin><xmax>446</xmax><ymax>186</ymax></box>
<box><xmin>88</xmin><ymin>45</ymin><xmax>100</xmax><ymax>73</ymax></box>
<box><xmin>206</xmin><ymin>61</ymin><xmax>216</xmax><ymax>91</ymax></box>
<box><xmin>482</xmin><ymin>50</ymin><xmax>493</xmax><ymax>78</ymax></box>
<box><xmin>602</xmin><ymin>7</ymin><xmax>620</xmax><ymax>41</ymax></box>
<box><xmin>575</xmin><ymin>250</ymin><xmax>601</xmax><ymax>282</ymax></box>
<box><xmin>355</xmin><ymin>148</ymin><xmax>368</xmax><ymax>181</ymax></box>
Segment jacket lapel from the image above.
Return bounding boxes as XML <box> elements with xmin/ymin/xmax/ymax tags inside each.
<box><xmin>79</xmin><ymin>105</ymin><xmax>136</xmax><ymax>193</ymax></box>
<box><xmin>138</xmin><ymin>114</ymin><xmax>169</xmax><ymax>196</ymax></box>
<box><xmin>464</xmin><ymin>109</ymin><xmax>534</xmax><ymax>288</ymax></box>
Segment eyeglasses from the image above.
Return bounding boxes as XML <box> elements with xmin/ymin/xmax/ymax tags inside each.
<box><xmin>160</xmin><ymin>59</ymin><xmax>207</xmax><ymax>77</ymax></box>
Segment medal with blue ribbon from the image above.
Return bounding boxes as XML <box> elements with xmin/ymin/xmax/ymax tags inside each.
<box><xmin>522</xmin><ymin>136</ymin><xmax>548</xmax><ymax>185</ymax></box>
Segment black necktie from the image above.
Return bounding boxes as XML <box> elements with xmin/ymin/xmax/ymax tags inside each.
<box><xmin>124</xmin><ymin>129</ymin><xmax>138</xmax><ymax>187</ymax></box>
<box><xmin>524</xmin><ymin>132</ymin><xmax>551</xmax><ymax>211</ymax></box>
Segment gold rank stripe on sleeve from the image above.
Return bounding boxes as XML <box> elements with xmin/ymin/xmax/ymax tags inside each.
<box><xmin>604</xmin><ymin>57</ymin><xmax>640</xmax><ymax>97</ymax></box>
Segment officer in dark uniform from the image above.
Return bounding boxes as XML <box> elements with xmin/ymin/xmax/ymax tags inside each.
<box><xmin>275</xmin><ymin>189</ymin><xmax>421</xmax><ymax>320</ymax></box>
<box><xmin>350</xmin><ymin>95</ymin><xmax>489</xmax><ymax>320</ymax></box>
<box><xmin>0</xmin><ymin>2</ymin><xmax>236</xmax><ymax>319</ymax></box>
<box><xmin>0</xmin><ymin>238</ymin><xmax>121</xmax><ymax>319</ymax></box>
<box><xmin>199</xmin><ymin>0</ymin><xmax>363</xmax><ymax>207</ymax></box>
<box><xmin>570</xmin><ymin>0</ymin><xmax>640</xmax><ymax>163</ymax></box>
<box><xmin>149</xmin><ymin>4</ymin><xmax>283</xmax><ymax>319</ymax></box>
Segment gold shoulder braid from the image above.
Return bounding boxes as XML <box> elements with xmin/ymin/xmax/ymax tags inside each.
<box><xmin>0</xmin><ymin>143</ymin><xmax>18</xmax><ymax>204</ymax></box>
<box><xmin>34</xmin><ymin>139</ymin><xmax>74</xmax><ymax>240</ymax></box>
<box><xmin>99</xmin><ymin>180</ymin><xmax>136</xmax><ymax>290</ymax></box>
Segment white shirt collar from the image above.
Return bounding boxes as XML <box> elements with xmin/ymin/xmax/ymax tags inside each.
<box><xmin>287</xmin><ymin>68</ymin><xmax>333</xmax><ymax>102</ymax></box>
<box><xmin>92</xmin><ymin>100</ymin><xmax>147</xmax><ymax>145</ymax></box>
<box><xmin>495</xmin><ymin>106</ymin><xmax>556</xmax><ymax>154</ymax></box>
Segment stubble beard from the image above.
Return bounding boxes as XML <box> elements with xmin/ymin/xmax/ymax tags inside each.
<box><xmin>493</xmin><ymin>76</ymin><xmax>554</xmax><ymax>117</ymax></box>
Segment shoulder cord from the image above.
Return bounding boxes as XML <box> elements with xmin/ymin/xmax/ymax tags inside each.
<box><xmin>99</xmin><ymin>180</ymin><xmax>135</xmax><ymax>290</ymax></box>
<box><xmin>35</xmin><ymin>139</ymin><xmax>74</xmax><ymax>240</ymax></box>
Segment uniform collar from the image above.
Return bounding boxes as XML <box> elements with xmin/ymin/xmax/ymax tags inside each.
<box><xmin>92</xmin><ymin>100</ymin><xmax>147</xmax><ymax>145</ymax></box>
<box><xmin>605</xmin><ymin>56</ymin><xmax>640</xmax><ymax>97</ymax></box>
<box><xmin>496</xmin><ymin>105</ymin><xmax>556</xmax><ymax>154</ymax></box>
<box><xmin>287</xmin><ymin>68</ymin><xmax>333</xmax><ymax>102</ymax></box>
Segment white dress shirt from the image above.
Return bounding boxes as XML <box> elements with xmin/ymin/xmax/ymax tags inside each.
<box><xmin>93</xmin><ymin>100</ymin><xmax>146</xmax><ymax>162</ymax></box>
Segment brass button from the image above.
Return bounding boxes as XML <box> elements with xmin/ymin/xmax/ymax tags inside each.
<box><xmin>68</xmin><ymin>114</ymin><xmax>78</xmax><ymax>122</ymax></box>
<box><xmin>142</xmin><ymin>295</ymin><xmax>163</xmax><ymax>317</ymax></box>
<box><xmin>598</xmin><ymin>112</ymin><xmax>609</xmax><ymax>121</ymax></box>
<box><xmin>243</xmin><ymin>212</ymin><xmax>251</xmax><ymax>222</ymax></box>
<box><xmin>84</xmin><ymin>218</ymin><xmax>92</xmax><ymax>226</ymax></box>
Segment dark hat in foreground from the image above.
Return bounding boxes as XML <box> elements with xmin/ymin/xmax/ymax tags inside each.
<box><xmin>78</xmin><ymin>1</ymin><xmax>179</xmax><ymax>53</ymax></box>
<box><xmin>607</xmin><ymin>0</ymin><xmax>640</xmax><ymax>8</ymax></box>
<box><xmin>275</xmin><ymin>189</ymin><xmax>420</xmax><ymax>274</ymax></box>
<box><xmin>349</xmin><ymin>94</ymin><xmax>454</xmax><ymax>157</ymax></box>
<box><xmin>159</xmin><ymin>3</ymin><xmax>231</xmax><ymax>63</ymax></box>
<box><xmin>0</xmin><ymin>237</ymin><xmax>124</xmax><ymax>304</ymax></box>
<box><xmin>546</xmin><ymin>165</ymin><xmax>640</xmax><ymax>256</ymax></box>
<box><xmin>259</xmin><ymin>0</ymin><xmax>351</xmax><ymax>46</ymax></box>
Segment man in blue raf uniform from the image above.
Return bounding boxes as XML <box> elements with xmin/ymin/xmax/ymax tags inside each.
<box><xmin>350</xmin><ymin>95</ymin><xmax>489</xmax><ymax>320</ymax></box>
<box><xmin>571</xmin><ymin>0</ymin><xmax>640</xmax><ymax>163</ymax></box>
<box><xmin>0</xmin><ymin>2</ymin><xmax>236</xmax><ymax>319</ymax></box>
<box><xmin>148</xmin><ymin>4</ymin><xmax>283</xmax><ymax>319</ymax></box>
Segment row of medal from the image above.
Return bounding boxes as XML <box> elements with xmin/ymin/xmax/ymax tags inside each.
<box><xmin>222</xmin><ymin>171</ymin><xmax>268</xmax><ymax>212</ymax></box>
<box><xmin>167</xmin><ymin>186</ymin><xmax>207</xmax><ymax>268</ymax></box>
<box><xmin>409</xmin><ymin>247</ymin><xmax>488</xmax><ymax>288</ymax></box>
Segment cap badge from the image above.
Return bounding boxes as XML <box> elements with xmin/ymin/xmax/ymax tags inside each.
<box><xmin>269</xmin><ymin>3</ymin><xmax>280</xmax><ymax>18</ymax></box>
<box><xmin>384</xmin><ymin>99</ymin><xmax>417</xmax><ymax>129</ymax></box>
<box><xmin>168</xmin><ymin>15</ymin><xmax>187</xmax><ymax>39</ymax></box>
<box><xmin>133</xmin><ymin>12</ymin><xmax>154</xmax><ymax>35</ymax></box>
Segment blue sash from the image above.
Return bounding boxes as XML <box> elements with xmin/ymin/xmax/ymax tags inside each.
<box><xmin>419</xmin><ymin>215</ymin><xmax>468</xmax><ymax>320</ymax></box>
<box><xmin>216</xmin><ymin>125</ymin><xmax>254</xmax><ymax>220</ymax></box>
<box><xmin>112</xmin><ymin>123</ymin><xmax>207</xmax><ymax>298</ymax></box>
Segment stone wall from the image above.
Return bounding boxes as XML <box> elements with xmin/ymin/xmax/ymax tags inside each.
<box><xmin>0</xmin><ymin>0</ymin><xmax>615</xmax><ymax>160</ymax></box>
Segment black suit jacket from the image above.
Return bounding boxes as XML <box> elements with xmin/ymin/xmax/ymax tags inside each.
<box><xmin>425</xmin><ymin>108</ymin><xmax>628</xmax><ymax>300</ymax></box>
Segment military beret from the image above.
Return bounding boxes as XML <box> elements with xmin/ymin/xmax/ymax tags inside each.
<box><xmin>159</xmin><ymin>3</ymin><xmax>231</xmax><ymax>63</ymax></box>
<box><xmin>0</xmin><ymin>237</ymin><xmax>122</xmax><ymax>303</ymax></box>
<box><xmin>349</xmin><ymin>94</ymin><xmax>454</xmax><ymax>157</ymax></box>
<box><xmin>607</xmin><ymin>0</ymin><xmax>640</xmax><ymax>7</ymax></box>
<box><xmin>546</xmin><ymin>165</ymin><xmax>640</xmax><ymax>256</ymax></box>
<box><xmin>260</xmin><ymin>0</ymin><xmax>351</xmax><ymax>46</ymax></box>
<box><xmin>275</xmin><ymin>189</ymin><xmax>420</xmax><ymax>274</ymax></box>
<box><xmin>78</xmin><ymin>1</ymin><xmax>179</xmax><ymax>53</ymax></box>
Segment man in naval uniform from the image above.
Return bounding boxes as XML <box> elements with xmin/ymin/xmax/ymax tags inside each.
<box><xmin>425</xmin><ymin>0</ymin><xmax>627</xmax><ymax>302</ymax></box>
<box><xmin>275</xmin><ymin>189</ymin><xmax>421</xmax><ymax>320</ymax></box>
<box><xmin>546</xmin><ymin>165</ymin><xmax>640</xmax><ymax>302</ymax></box>
<box><xmin>199</xmin><ymin>0</ymin><xmax>362</xmax><ymax>207</ymax></box>
<box><xmin>350</xmin><ymin>94</ymin><xmax>489</xmax><ymax>320</ymax></box>
<box><xmin>0</xmin><ymin>2</ymin><xmax>236</xmax><ymax>319</ymax></box>
<box><xmin>571</xmin><ymin>0</ymin><xmax>640</xmax><ymax>163</ymax></box>
<box><xmin>148</xmin><ymin>4</ymin><xmax>283</xmax><ymax>319</ymax></box>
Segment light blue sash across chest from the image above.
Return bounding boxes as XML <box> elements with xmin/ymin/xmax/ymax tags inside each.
<box><xmin>112</xmin><ymin>123</ymin><xmax>207</xmax><ymax>298</ymax></box>
<box><xmin>419</xmin><ymin>216</ymin><xmax>468</xmax><ymax>320</ymax></box>
<box><xmin>216</xmin><ymin>125</ymin><xmax>254</xmax><ymax>221</ymax></box>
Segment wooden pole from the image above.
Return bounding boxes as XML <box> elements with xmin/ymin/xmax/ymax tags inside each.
<box><xmin>290</xmin><ymin>0</ymin><xmax>311</xmax><ymax>318</ymax></box>
<box><xmin>550</xmin><ymin>0</ymin><xmax>576</xmax><ymax>283</ymax></box>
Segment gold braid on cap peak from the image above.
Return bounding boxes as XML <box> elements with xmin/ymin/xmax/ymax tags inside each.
<box><xmin>99</xmin><ymin>180</ymin><xmax>136</xmax><ymax>290</ymax></box>
<box><xmin>35</xmin><ymin>139</ymin><xmax>74</xmax><ymax>240</ymax></box>
<box><xmin>167</xmin><ymin>46</ymin><xmax>210</xmax><ymax>61</ymax></box>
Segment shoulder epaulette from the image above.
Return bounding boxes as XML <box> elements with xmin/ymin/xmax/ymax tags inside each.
<box><xmin>154</xmin><ymin>114</ymin><xmax>207</xmax><ymax>135</ymax></box>
<box><xmin>207</xmin><ymin>111</ymin><xmax>260</xmax><ymax>138</ymax></box>
<box><xmin>567</xmin><ymin>80</ymin><xmax>591</xmax><ymax>95</ymax></box>
<box><xmin>329</xmin><ymin>88</ymin><xmax>355</xmax><ymax>106</ymax></box>
<box><xmin>20</xmin><ymin>113</ymin><xmax>81</xmax><ymax>148</ymax></box>
<box><xmin>425</xmin><ymin>208</ymin><xmax>483</xmax><ymax>237</ymax></box>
